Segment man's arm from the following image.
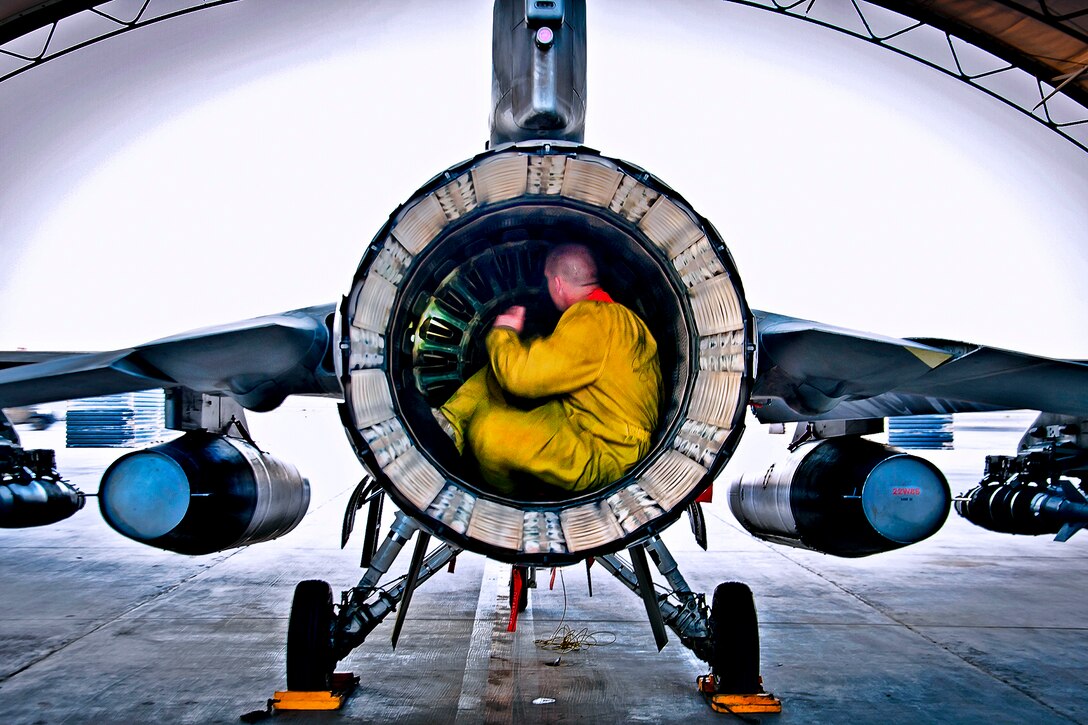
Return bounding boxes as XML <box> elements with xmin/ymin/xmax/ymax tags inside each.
<box><xmin>487</xmin><ymin>304</ymin><xmax>606</xmax><ymax>398</ymax></box>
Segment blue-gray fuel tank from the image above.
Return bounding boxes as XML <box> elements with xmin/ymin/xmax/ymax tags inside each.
<box><xmin>729</xmin><ymin>437</ymin><xmax>950</xmax><ymax>557</ymax></box>
<box><xmin>99</xmin><ymin>432</ymin><xmax>309</xmax><ymax>555</ymax></box>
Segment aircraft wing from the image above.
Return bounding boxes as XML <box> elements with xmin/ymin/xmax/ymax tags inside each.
<box><xmin>0</xmin><ymin>304</ymin><xmax>339</xmax><ymax>412</ymax></box>
<box><xmin>750</xmin><ymin>310</ymin><xmax>1088</xmax><ymax>423</ymax></box>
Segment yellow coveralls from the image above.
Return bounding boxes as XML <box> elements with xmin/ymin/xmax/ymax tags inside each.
<box><xmin>440</xmin><ymin>292</ymin><xmax>661</xmax><ymax>494</ymax></box>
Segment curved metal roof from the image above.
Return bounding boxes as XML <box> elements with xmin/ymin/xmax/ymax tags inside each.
<box><xmin>0</xmin><ymin>0</ymin><xmax>1086</xmax><ymax>148</ymax></box>
<box><xmin>3</xmin><ymin>1</ymin><xmax>1084</xmax><ymax>93</ymax></box>
<box><xmin>887</xmin><ymin>0</ymin><xmax>1087</xmax><ymax>106</ymax></box>
<box><xmin>722</xmin><ymin>0</ymin><xmax>1088</xmax><ymax>151</ymax></box>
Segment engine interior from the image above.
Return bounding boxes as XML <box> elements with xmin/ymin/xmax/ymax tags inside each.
<box><xmin>388</xmin><ymin>201</ymin><xmax>692</xmax><ymax>498</ymax></box>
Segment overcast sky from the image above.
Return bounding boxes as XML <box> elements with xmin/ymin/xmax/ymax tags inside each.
<box><xmin>1</xmin><ymin>0</ymin><xmax>1086</xmax><ymax>359</ymax></box>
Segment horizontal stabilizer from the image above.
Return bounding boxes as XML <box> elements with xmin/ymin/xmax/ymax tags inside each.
<box><xmin>0</xmin><ymin>304</ymin><xmax>339</xmax><ymax>412</ymax></box>
<box><xmin>751</xmin><ymin>311</ymin><xmax>1088</xmax><ymax>422</ymax></box>
<box><xmin>0</xmin><ymin>351</ymin><xmax>89</xmax><ymax>372</ymax></box>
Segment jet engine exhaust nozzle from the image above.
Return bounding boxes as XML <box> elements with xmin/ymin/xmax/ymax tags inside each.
<box><xmin>339</xmin><ymin>142</ymin><xmax>754</xmax><ymax>565</ymax></box>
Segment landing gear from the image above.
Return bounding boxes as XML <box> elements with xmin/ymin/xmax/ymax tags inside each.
<box><xmin>283</xmin><ymin>507</ymin><xmax>776</xmax><ymax>711</ymax></box>
<box><xmin>599</xmin><ymin>537</ymin><xmax>780</xmax><ymax>713</ymax></box>
<box><xmin>328</xmin><ymin>511</ymin><xmax>461</xmax><ymax>664</ymax></box>
<box><xmin>282</xmin><ymin>504</ymin><xmax>461</xmax><ymax>703</ymax></box>
<box><xmin>286</xmin><ymin>580</ymin><xmax>335</xmax><ymax>691</ymax></box>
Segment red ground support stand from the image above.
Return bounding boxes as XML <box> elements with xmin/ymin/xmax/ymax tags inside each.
<box><xmin>508</xmin><ymin>567</ymin><xmax>524</xmax><ymax>632</ymax></box>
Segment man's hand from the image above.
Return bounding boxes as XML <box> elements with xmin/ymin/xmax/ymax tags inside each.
<box><xmin>493</xmin><ymin>305</ymin><xmax>526</xmax><ymax>334</ymax></box>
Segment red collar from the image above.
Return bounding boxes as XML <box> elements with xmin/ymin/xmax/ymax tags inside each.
<box><xmin>586</xmin><ymin>288</ymin><xmax>613</xmax><ymax>303</ymax></box>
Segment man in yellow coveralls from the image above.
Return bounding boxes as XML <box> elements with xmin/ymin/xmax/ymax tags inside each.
<box><xmin>438</xmin><ymin>243</ymin><xmax>662</xmax><ymax>495</ymax></box>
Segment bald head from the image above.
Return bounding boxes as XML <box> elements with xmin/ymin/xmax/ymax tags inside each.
<box><xmin>546</xmin><ymin>244</ymin><xmax>598</xmax><ymax>286</ymax></box>
<box><xmin>544</xmin><ymin>243</ymin><xmax>601</xmax><ymax>311</ymax></box>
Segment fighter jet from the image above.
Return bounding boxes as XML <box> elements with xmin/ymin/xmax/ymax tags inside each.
<box><xmin>2</xmin><ymin>0</ymin><xmax>1087</xmax><ymax>700</ymax></box>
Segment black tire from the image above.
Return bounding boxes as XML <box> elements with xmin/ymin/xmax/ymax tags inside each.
<box><xmin>709</xmin><ymin>581</ymin><xmax>761</xmax><ymax>693</ymax></box>
<box><xmin>29</xmin><ymin>414</ymin><xmax>51</xmax><ymax>431</ymax></box>
<box><xmin>286</xmin><ymin>579</ymin><xmax>335</xmax><ymax>691</ymax></box>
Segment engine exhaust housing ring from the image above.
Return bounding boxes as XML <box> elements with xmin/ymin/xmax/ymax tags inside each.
<box><xmin>340</xmin><ymin>141</ymin><xmax>753</xmax><ymax>564</ymax></box>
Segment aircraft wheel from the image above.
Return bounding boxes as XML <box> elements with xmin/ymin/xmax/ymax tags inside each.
<box><xmin>286</xmin><ymin>579</ymin><xmax>335</xmax><ymax>691</ymax></box>
<box><xmin>709</xmin><ymin>581</ymin><xmax>761</xmax><ymax>693</ymax></box>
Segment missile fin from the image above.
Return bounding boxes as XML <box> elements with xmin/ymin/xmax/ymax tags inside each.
<box><xmin>1055</xmin><ymin>523</ymin><xmax>1084</xmax><ymax>542</ymax></box>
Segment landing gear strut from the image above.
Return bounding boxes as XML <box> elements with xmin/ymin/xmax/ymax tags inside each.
<box><xmin>599</xmin><ymin>536</ymin><xmax>780</xmax><ymax>712</ymax></box>
<box><xmin>280</xmin><ymin>485</ymin><xmax>462</xmax><ymax>707</ymax></box>
<box><xmin>323</xmin><ymin>510</ymin><xmax>462</xmax><ymax>665</ymax></box>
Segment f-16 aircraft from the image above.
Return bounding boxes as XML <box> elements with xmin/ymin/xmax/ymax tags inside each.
<box><xmin>2</xmin><ymin>0</ymin><xmax>1088</xmax><ymax>704</ymax></box>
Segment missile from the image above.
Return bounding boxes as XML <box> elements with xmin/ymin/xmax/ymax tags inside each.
<box><xmin>0</xmin><ymin>446</ymin><xmax>85</xmax><ymax>528</ymax></box>
<box><xmin>0</xmin><ymin>478</ymin><xmax>85</xmax><ymax>528</ymax></box>
<box><xmin>955</xmin><ymin>479</ymin><xmax>1088</xmax><ymax>541</ymax></box>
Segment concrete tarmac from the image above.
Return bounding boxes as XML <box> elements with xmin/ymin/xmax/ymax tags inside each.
<box><xmin>1</xmin><ymin>402</ymin><xmax>1085</xmax><ymax>724</ymax></box>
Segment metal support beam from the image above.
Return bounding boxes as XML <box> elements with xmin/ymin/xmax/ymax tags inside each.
<box><xmin>354</xmin><ymin>510</ymin><xmax>417</xmax><ymax>598</ymax></box>
<box><xmin>644</xmin><ymin>537</ymin><xmax>692</xmax><ymax>596</ymax></box>
<box><xmin>722</xmin><ymin>0</ymin><xmax>1088</xmax><ymax>154</ymax></box>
